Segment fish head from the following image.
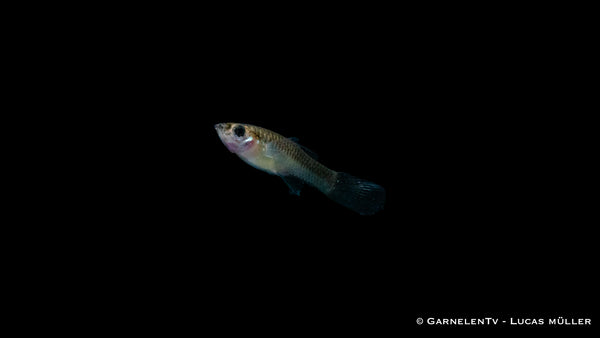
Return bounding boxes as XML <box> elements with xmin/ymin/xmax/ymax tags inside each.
<box><xmin>215</xmin><ymin>123</ymin><xmax>258</xmax><ymax>154</ymax></box>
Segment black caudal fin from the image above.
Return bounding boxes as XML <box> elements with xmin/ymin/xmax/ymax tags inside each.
<box><xmin>326</xmin><ymin>173</ymin><xmax>386</xmax><ymax>215</ymax></box>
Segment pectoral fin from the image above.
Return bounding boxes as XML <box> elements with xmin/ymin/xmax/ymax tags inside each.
<box><xmin>280</xmin><ymin>175</ymin><xmax>304</xmax><ymax>196</ymax></box>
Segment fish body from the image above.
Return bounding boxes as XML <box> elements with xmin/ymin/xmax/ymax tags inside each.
<box><xmin>215</xmin><ymin>123</ymin><xmax>385</xmax><ymax>215</ymax></box>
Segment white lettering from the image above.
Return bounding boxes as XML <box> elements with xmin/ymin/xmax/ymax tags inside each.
<box><xmin>425</xmin><ymin>317</ymin><xmax>502</xmax><ymax>325</ymax></box>
<box><xmin>549</xmin><ymin>317</ymin><xmax>592</xmax><ymax>325</ymax></box>
<box><xmin>510</xmin><ymin>318</ymin><xmax>544</xmax><ymax>325</ymax></box>
<box><xmin>426</xmin><ymin>316</ymin><xmax>591</xmax><ymax>327</ymax></box>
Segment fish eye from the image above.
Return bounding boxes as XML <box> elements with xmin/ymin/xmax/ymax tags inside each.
<box><xmin>234</xmin><ymin>125</ymin><xmax>245</xmax><ymax>137</ymax></box>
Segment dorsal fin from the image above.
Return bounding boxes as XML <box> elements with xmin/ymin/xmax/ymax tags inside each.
<box><xmin>288</xmin><ymin>137</ymin><xmax>319</xmax><ymax>160</ymax></box>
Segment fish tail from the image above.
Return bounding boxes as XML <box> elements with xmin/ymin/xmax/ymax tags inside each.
<box><xmin>326</xmin><ymin>172</ymin><xmax>386</xmax><ymax>215</ymax></box>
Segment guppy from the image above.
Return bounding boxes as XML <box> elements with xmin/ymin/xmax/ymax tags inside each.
<box><xmin>215</xmin><ymin>123</ymin><xmax>385</xmax><ymax>215</ymax></box>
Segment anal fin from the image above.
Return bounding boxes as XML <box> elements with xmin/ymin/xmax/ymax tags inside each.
<box><xmin>280</xmin><ymin>175</ymin><xmax>304</xmax><ymax>196</ymax></box>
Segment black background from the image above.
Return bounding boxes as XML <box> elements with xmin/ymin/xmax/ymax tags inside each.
<box><xmin>79</xmin><ymin>3</ymin><xmax>595</xmax><ymax>334</ymax></box>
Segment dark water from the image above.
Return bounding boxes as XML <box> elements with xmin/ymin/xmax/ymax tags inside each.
<box><xmin>66</xmin><ymin>5</ymin><xmax>594</xmax><ymax>334</ymax></box>
<box><xmin>155</xmin><ymin>110</ymin><xmax>590</xmax><ymax>334</ymax></box>
<box><xmin>101</xmin><ymin>66</ymin><xmax>592</xmax><ymax>333</ymax></box>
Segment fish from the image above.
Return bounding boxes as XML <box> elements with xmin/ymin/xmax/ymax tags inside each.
<box><xmin>214</xmin><ymin>122</ymin><xmax>385</xmax><ymax>215</ymax></box>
